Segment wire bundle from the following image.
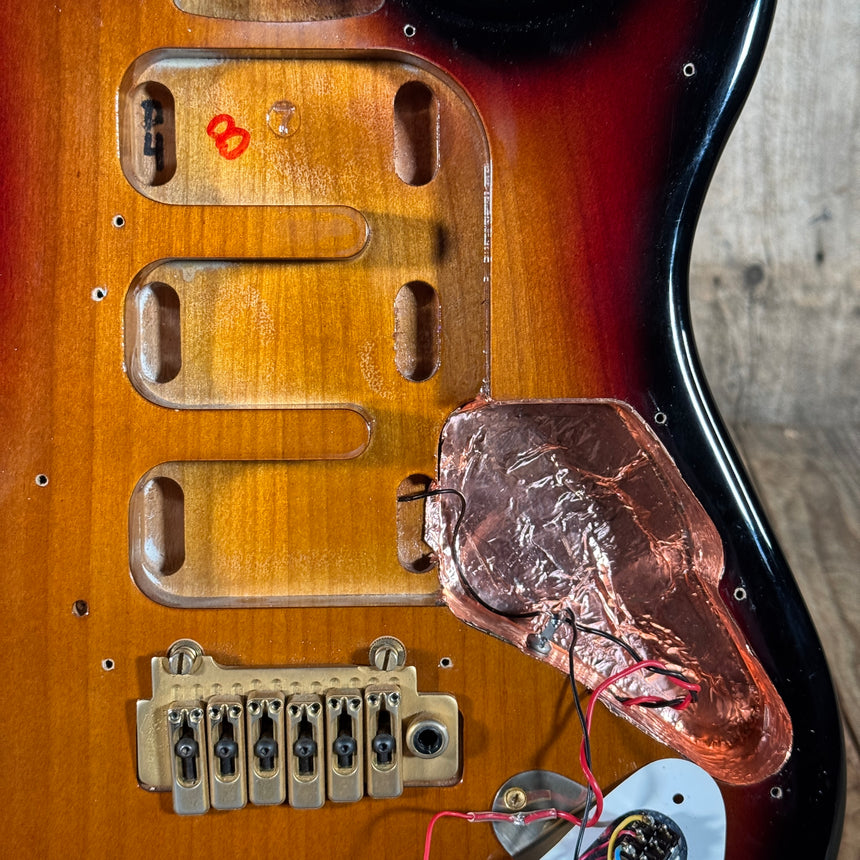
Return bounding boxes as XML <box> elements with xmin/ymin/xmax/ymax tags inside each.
<box><xmin>422</xmin><ymin>656</ymin><xmax>699</xmax><ymax>859</ymax></box>
<box><xmin>400</xmin><ymin>487</ymin><xmax>701</xmax><ymax>859</ymax></box>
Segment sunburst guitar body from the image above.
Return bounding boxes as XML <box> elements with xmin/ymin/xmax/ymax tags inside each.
<box><xmin>0</xmin><ymin>0</ymin><xmax>845</xmax><ymax>857</ymax></box>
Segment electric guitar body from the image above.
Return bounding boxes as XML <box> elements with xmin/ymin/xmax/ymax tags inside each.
<box><xmin>0</xmin><ymin>0</ymin><xmax>845</xmax><ymax>857</ymax></box>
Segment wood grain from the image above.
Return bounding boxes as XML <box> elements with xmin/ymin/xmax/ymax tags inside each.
<box><xmin>0</xmin><ymin>0</ymin><xmax>844</xmax><ymax>856</ymax></box>
<box><xmin>733</xmin><ymin>423</ymin><xmax>860</xmax><ymax>859</ymax></box>
<box><xmin>691</xmin><ymin>0</ymin><xmax>860</xmax><ymax>427</ymax></box>
<box><xmin>0</xmin><ymin>4</ymin><xmax>685</xmax><ymax>856</ymax></box>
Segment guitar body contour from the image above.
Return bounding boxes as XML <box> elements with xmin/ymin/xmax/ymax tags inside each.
<box><xmin>0</xmin><ymin>0</ymin><xmax>844</xmax><ymax>857</ymax></box>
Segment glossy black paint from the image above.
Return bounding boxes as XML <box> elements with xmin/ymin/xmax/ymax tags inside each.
<box><xmin>635</xmin><ymin>0</ymin><xmax>845</xmax><ymax>857</ymax></box>
<box><xmin>406</xmin><ymin>1</ymin><xmax>845</xmax><ymax>855</ymax></box>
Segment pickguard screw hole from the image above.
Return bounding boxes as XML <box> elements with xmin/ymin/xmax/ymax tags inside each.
<box><xmin>101</xmin><ymin>658</ymin><xmax>115</xmax><ymax>671</ymax></box>
<box><xmin>439</xmin><ymin>657</ymin><xmax>453</xmax><ymax>668</ymax></box>
<box><xmin>72</xmin><ymin>600</ymin><xmax>89</xmax><ymax>617</ymax></box>
<box><xmin>92</xmin><ymin>287</ymin><xmax>107</xmax><ymax>301</ymax></box>
<box><xmin>111</xmin><ymin>214</ymin><xmax>125</xmax><ymax>228</ymax></box>
<box><xmin>403</xmin><ymin>24</ymin><xmax>416</xmax><ymax>38</ymax></box>
<box><xmin>683</xmin><ymin>62</ymin><xmax>696</xmax><ymax>77</ymax></box>
<box><xmin>35</xmin><ymin>473</ymin><xmax>49</xmax><ymax>487</ymax></box>
<box><xmin>734</xmin><ymin>587</ymin><xmax>747</xmax><ymax>601</ymax></box>
<box><xmin>770</xmin><ymin>786</ymin><xmax>783</xmax><ymax>799</ymax></box>
<box><xmin>672</xmin><ymin>793</ymin><xmax>684</xmax><ymax>804</ymax></box>
<box><xmin>654</xmin><ymin>411</ymin><xmax>667</xmax><ymax>425</ymax></box>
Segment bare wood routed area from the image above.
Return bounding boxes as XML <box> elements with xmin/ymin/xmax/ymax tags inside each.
<box><xmin>174</xmin><ymin>0</ymin><xmax>383</xmax><ymax>22</ymax></box>
<box><xmin>119</xmin><ymin>54</ymin><xmax>489</xmax><ymax>605</ymax></box>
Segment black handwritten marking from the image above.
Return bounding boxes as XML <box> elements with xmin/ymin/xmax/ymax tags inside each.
<box><xmin>141</xmin><ymin>99</ymin><xmax>165</xmax><ymax>173</ymax></box>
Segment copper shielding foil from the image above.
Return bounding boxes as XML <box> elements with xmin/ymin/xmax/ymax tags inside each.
<box><xmin>427</xmin><ymin>399</ymin><xmax>792</xmax><ymax>785</ymax></box>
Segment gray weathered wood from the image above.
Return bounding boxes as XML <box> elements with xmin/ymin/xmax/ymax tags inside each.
<box><xmin>733</xmin><ymin>423</ymin><xmax>859</xmax><ymax>858</ymax></box>
<box><xmin>691</xmin><ymin>0</ymin><xmax>859</xmax><ymax>427</ymax></box>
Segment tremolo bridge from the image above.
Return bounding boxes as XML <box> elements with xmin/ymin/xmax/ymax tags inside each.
<box><xmin>137</xmin><ymin>638</ymin><xmax>459</xmax><ymax>814</ymax></box>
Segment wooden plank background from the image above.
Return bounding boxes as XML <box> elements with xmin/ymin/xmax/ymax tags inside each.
<box><xmin>690</xmin><ymin>0</ymin><xmax>858</xmax><ymax>854</ymax></box>
<box><xmin>691</xmin><ymin>0</ymin><xmax>858</xmax><ymax>428</ymax></box>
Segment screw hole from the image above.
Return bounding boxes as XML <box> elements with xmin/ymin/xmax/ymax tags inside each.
<box><xmin>683</xmin><ymin>62</ymin><xmax>696</xmax><ymax>77</ymax></box>
<box><xmin>654</xmin><ymin>411</ymin><xmax>667</xmax><ymax>425</ymax></box>
<box><xmin>72</xmin><ymin>600</ymin><xmax>89</xmax><ymax>617</ymax></box>
<box><xmin>672</xmin><ymin>793</ymin><xmax>684</xmax><ymax>804</ymax></box>
<box><xmin>101</xmin><ymin>658</ymin><xmax>115</xmax><ymax>671</ymax></box>
<box><xmin>35</xmin><ymin>473</ymin><xmax>49</xmax><ymax>487</ymax></box>
<box><xmin>403</xmin><ymin>23</ymin><xmax>416</xmax><ymax>37</ymax></box>
<box><xmin>112</xmin><ymin>214</ymin><xmax>125</xmax><ymax>228</ymax></box>
<box><xmin>734</xmin><ymin>587</ymin><xmax>747</xmax><ymax>601</ymax></box>
<box><xmin>91</xmin><ymin>287</ymin><xmax>107</xmax><ymax>301</ymax></box>
<box><xmin>439</xmin><ymin>657</ymin><xmax>453</xmax><ymax>669</ymax></box>
<box><xmin>770</xmin><ymin>786</ymin><xmax>783</xmax><ymax>799</ymax></box>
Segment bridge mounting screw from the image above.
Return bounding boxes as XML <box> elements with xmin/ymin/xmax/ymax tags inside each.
<box><xmin>368</xmin><ymin>636</ymin><xmax>407</xmax><ymax>671</ymax></box>
<box><xmin>166</xmin><ymin>639</ymin><xmax>204</xmax><ymax>676</ymax></box>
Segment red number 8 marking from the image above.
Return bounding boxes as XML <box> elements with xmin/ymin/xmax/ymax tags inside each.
<box><xmin>206</xmin><ymin>114</ymin><xmax>251</xmax><ymax>160</ymax></box>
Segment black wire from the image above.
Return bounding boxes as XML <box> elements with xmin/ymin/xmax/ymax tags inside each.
<box><xmin>396</xmin><ymin>488</ymin><xmax>540</xmax><ymax>620</ymax></box>
<box><xmin>565</xmin><ymin>611</ymin><xmax>591</xmax><ymax>860</ymax></box>
<box><xmin>399</xmin><ymin>489</ymin><xmax>698</xmax><ymax>857</ymax></box>
<box><xmin>575</xmin><ymin>622</ymin><xmax>642</xmax><ymax>662</ymax></box>
<box><xmin>574</xmin><ymin>622</ymin><xmax>699</xmax><ymax>703</ymax></box>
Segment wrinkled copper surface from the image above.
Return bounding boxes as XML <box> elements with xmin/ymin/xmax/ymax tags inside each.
<box><xmin>427</xmin><ymin>399</ymin><xmax>791</xmax><ymax>785</ymax></box>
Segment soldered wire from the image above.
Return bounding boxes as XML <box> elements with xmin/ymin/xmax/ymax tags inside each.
<box><xmin>404</xmin><ymin>488</ymin><xmax>701</xmax><ymax>859</ymax></box>
<box><xmin>421</xmin><ymin>664</ymin><xmax>699</xmax><ymax>859</ymax></box>
<box><xmin>422</xmin><ymin>808</ymin><xmax>585</xmax><ymax>860</ymax></box>
<box><xmin>605</xmin><ymin>814</ymin><xmax>648</xmax><ymax>859</ymax></box>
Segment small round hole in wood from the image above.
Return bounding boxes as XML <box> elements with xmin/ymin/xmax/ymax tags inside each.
<box><xmin>72</xmin><ymin>600</ymin><xmax>89</xmax><ymax>617</ymax></box>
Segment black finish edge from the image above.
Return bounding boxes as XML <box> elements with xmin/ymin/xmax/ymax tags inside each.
<box><xmin>651</xmin><ymin>1</ymin><xmax>845</xmax><ymax>857</ymax></box>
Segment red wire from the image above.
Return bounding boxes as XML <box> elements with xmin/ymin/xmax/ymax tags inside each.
<box><xmin>423</xmin><ymin>808</ymin><xmax>583</xmax><ymax>860</ymax></box>
<box><xmin>578</xmin><ymin>660</ymin><xmax>700</xmax><ymax>828</ymax></box>
<box><xmin>423</xmin><ymin>661</ymin><xmax>701</xmax><ymax>858</ymax></box>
